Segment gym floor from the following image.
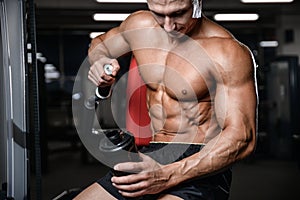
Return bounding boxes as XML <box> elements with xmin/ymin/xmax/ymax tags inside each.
<box><xmin>30</xmin><ymin>140</ymin><xmax>300</xmax><ymax>200</ymax></box>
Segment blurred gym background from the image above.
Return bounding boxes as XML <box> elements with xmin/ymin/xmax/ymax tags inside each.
<box><xmin>1</xmin><ymin>0</ymin><xmax>300</xmax><ymax>199</ymax></box>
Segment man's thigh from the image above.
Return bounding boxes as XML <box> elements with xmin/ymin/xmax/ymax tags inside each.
<box><xmin>74</xmin><ymin>183</ymin><xmax>117</xmax><ymax>200</ymax></box>
<box><xmin>74</xmin><ymin>183</ymin><xmax>183</xmax><ymax>200</ymax></box>
<box><xmin>158</xmin><ymin>194</ymin><xmax>183</xmax><ymax>200</ymax></box>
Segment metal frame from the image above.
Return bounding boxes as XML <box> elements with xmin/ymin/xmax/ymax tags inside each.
<box><xmin>0</xmin><ymin>0</ymin><xmax>29</xmax><ymax>199</ymax></box>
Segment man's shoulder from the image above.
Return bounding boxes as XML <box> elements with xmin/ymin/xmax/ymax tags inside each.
<box><xmin>201</xmin><ymin>35</ymin><xmax>254</xmax><ymax>75</ymax></box>
<box><xmin>121</xmin><ymin>10</ymin><xmax>159</xmax><ymax>30</ymax></box>
<box><xmin>220</xmin><ymin>38</ymin><xmax>252</xmax><ymax>64</ymax></box>
<box><xmin>200</xmin><ymin>17</ymin><xmax>249</xmax><ymax>54</ymax></box>
<box><xmin>212</xmin><ymin>36</ymin><xmax>249</xmax><ymax>55</ymax></box>
<box><xmin>200</xmin><ymin>34</ymin><xmax>250</xmax><ymax>61</ymax></box>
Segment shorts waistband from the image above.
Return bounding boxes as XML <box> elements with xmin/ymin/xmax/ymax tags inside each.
<box><xmin>140</xmin><ymin>142</ymin><xmax>205</xmax><ymax>164</ymax></box>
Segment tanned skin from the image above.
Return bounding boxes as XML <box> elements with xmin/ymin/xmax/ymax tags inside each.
<box><xmin>75</xmin><ymin>0</ymin><xmax>257</xmax><ymax>199</ymax></box>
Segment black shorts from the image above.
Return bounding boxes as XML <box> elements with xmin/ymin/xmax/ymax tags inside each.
<box><xmin>97</xmin><ymin>142</ymin><xmax>232</xmax><ymax>200</ymax></box>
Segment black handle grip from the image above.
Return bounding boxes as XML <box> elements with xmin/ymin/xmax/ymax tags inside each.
<box><xmin>95</xmin><ymin>85</ymin><xmax>112</xmax><ymax>100</ymax></box>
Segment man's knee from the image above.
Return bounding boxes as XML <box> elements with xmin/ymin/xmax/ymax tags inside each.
<box><xmin>74</xmin><ymin>183</ymin><xmax>117</xmax><ymax>200</ymax></box>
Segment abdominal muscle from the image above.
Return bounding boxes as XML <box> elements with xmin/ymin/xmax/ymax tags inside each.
<box><xmin>147</xmin><ymin>87</ymin><xmax>220</xmax><ymax>144</ymax></box>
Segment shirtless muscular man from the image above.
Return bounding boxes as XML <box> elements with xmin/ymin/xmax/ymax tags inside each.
<box><xmin>75</xmin><ymin>0</ymin><xmax>257</xmax><ymax>199</ymax></box>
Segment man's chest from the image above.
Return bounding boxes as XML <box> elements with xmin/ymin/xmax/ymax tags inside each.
<box><xmin>134</xmin><ymin>50</ymin><xmax>215</xmax><ymax>101</ymax></box>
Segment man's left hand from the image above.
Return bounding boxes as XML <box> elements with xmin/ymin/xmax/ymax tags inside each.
<box><xmin>111</xmin><ymin>153</ymin><xmax>169</xmax><ymax>197</ymax></box>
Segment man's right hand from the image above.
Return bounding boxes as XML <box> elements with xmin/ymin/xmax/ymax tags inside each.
<box><xmin>88</xmin><ymin>57</ymin><xmax>120</xmax><ymax>87</ymax></box>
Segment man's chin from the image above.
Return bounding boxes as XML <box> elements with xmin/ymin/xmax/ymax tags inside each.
<box><xmin>168</xmin><ymin>31</ymin><xmax>184</xmax><ymax>39</ymax></box>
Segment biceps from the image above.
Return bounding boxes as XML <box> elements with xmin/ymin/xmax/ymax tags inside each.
<box><xmin>102</xmin><ymin>27</ymin><xmax>131</xmax><ymax>57</ymax></box>
<box><xmin>89</xmin><ymin>27</ymin><xmax>131</xmax><ymax>59</ymax></box>
<box><xmin>214</xmin><ymin>81</ymin><xmax>257</xmax><ymax>131</ymax></box>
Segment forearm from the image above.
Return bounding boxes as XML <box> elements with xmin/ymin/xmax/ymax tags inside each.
<box><xmin>88</xmin><ymin>35</ymin><xmax>109</xmax><ymax>64</ymax></box>
<box><xmin>163</xmin><ymin>128</ymin><xmax>256</xmax><ymax>188</ymax></box>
